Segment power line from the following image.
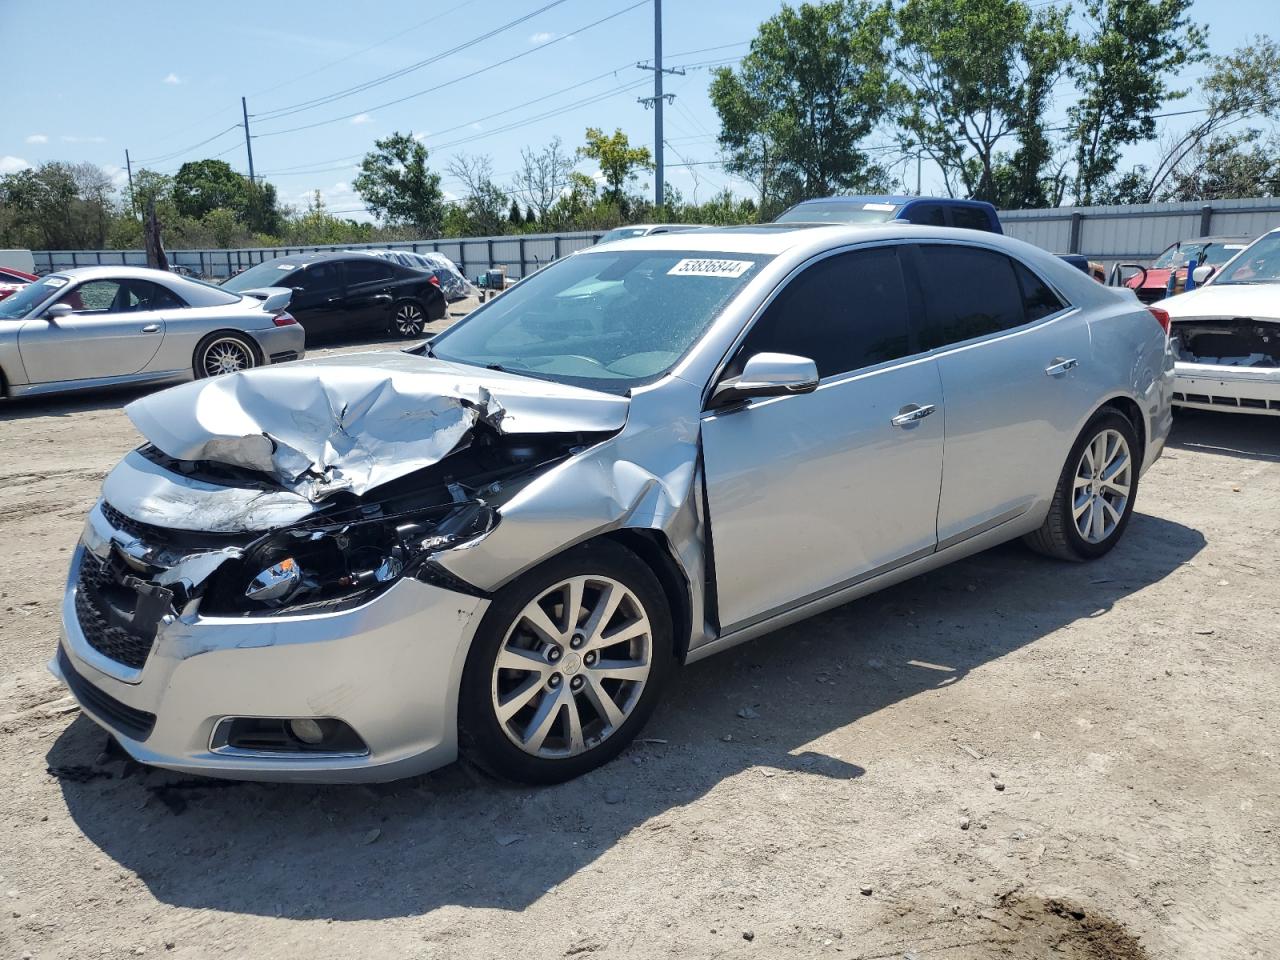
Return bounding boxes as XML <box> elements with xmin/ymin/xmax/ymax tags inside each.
<box><xmin>253</xmin><ymin>1</ymin><xmax>650</xmax><ymax>138</ymax></box>
<box><xmin>251</xmin><ymin>0</ymin><xmax>573</xmax><ymax>122</ymax></box>
<box><xmin>134</xmin><ymin>124</ymin><xmax>242</xmax><ymax>165</ymax></box>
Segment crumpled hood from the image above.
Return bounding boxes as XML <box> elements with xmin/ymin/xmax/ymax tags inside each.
<box><xmin>1161</xmin><ymin>284</ymin><xmax>1280</xmax><ymax>321</ymax></box>
<box><xmin>125</xmin><ymin>351</ymin><xmax>629</xmax><ymax>500</ymax></box>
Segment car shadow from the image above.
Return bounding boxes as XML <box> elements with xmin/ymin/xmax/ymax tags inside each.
<box><xmin>47</xmin><ymin>512</ymin><xmax>1204</xmax><ymax>921</ymax></box>
<box><xmin>1168</xmin><ymin>408</ymin><xmax>1280</xmax><ymax>462</ymax></box>
<box><xmin>0</xmin><ymin>383</ymin><xmax>160</xmax><ymax>420</ymax></box>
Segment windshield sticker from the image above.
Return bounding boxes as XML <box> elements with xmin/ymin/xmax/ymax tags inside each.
<box><xmin>668</xmin><ymin>258</ymin><xmax>755</xmax><ymax>279</ymax></box>
<box><xmin>862</xmin><ymin>202</ymin><xmax>897</xmax><ymax>211</ymax></box>
<box><xmin>1224</xmin><ymin>244</ymin><xmax>1247</xmax><ymax>250</ymax></box>
<box><xmin>277</xmin><ymin>264</ymin><xmax>295</xmax><ymax>270</ymax></box>
<box><xmin>44</xmin><ymin>277</ymin><xmax>68</xmax><ymax>288</ymax></box>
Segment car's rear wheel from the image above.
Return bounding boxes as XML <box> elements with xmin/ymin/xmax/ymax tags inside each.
<box><xmin>391</xmin><ymin>300</ymin><xmax>426</xmax><ymax>338</ymax></box>
<box><xmin>459</xmin><ymin>540</ymin><xmax>673</xmax><ymax>783</ymax></box>
<box><xmin>1025</xmin><ymin>409</ymin><xmax>1140</xmax><ymax>561</ymax></box>
<box><xmin>194</xmin><ymin>333</ymin><xmax>257</xmax><ymax>379</ymax></box>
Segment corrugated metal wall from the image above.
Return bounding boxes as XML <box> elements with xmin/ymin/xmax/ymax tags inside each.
<box><xmin>30</xmin><ymin>198</ymin><xmax>1280</xmax><ymax>278</ymax></box>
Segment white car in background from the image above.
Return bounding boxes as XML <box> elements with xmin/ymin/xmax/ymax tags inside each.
<box><xmin>1162</xmin><ymin>226</ymin><xmax>1280</xmax><ymax>416</ymax></box>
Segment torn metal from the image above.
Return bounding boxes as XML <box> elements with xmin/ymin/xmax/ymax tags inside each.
<box><xmin>124</xmin><ymin>351</ymin><xmax>629</xmax><ymax>502</ymax></box>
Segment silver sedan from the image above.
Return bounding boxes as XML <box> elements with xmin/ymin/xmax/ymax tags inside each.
<box><xmin>51</xmin><ymin>224</ymin><xmax>1173</xmax><ymax>784</ymax></box>
<box><xmin>0</xmin><ymin>265</ymin><xmax>305</xmax><ymax>399</ymax></box>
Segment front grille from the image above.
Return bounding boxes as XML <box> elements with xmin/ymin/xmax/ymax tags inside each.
<box><xmin>57</xmin><ymin>646</ymin><xmax>156</xmax><ymax>742</ymax></box>
<box><xmin>75</xmin><ymin>551</ymin><xmax>157</xmax><ymax>670</ymax></box>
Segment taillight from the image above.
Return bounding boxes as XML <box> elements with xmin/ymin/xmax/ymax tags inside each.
<box><xmin>1148</xmin><ymin>307</ymin><xmax>1171</xmax><ymax>336</ymax></box>
<box><xmin>272</xmin><ymin>311</ymin><xmax>298</xmax><ymax>327</ymax></box>
<box><xmin>427</xmin><ymin>274</ymin><xmax>441</xmax><ymax>286</ymax></box>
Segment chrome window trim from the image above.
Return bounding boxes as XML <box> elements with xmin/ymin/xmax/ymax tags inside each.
<box><xmin>698</xmin><ymin>236</ymin><xmax>1078</xmax><ymax>411</ymax></box>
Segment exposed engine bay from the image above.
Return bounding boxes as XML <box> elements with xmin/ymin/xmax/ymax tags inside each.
<box><xmin>1172</xmin><ymin>318</ymin><xmax>1279</xmax><ymax>367</ymax></box>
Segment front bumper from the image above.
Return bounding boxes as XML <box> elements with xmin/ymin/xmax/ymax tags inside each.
<box><xmin>252</xmin><ymin>323</ymin><xmax>306</xmax><ymax>365</ymax></box>
<box><xmin>1172</xmin><ymin>362</ymin><xmax>1280</xmax><ymax>416</ymax></box>
<box><xmin>50</xmin><ymin>542</ymin><xmax>489</xmax><ymax>783</ymax></box>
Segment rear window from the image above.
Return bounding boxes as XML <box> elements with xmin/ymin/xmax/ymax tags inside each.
<box><xmin>914</xmin><ymin>245</ymin><xmax>1026</xmax><ymax>349</ymax></box>
<box><xmin>775</xmin><ymin>201</ymin><xmax>900</xmax><ymax>225</ymax></box>
<box><xmin>223</xmin><ymin>260</ymin><xmax>304</xmax><ymax>292</ymax></box>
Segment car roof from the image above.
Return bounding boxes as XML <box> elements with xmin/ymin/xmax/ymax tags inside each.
<box><xmin>790</xmin><ymin>194</ymin><xmax>994</xmax><ymax>208</ymax></box>
<box><xmin>1168</xmin><ymin>235</ymin><xmax>1253</xmax><ymax>245</ymax></box>
<box><xmin>40</xmin><ymin>265</ymin><xmax>247</xmax><ymax>307</ymax></box>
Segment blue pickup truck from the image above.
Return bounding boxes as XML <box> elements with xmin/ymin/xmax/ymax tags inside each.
<box><xmin>775</xmin><ymin>195</ymin><xmax>1002</xmax><ymax>233</ymax></box>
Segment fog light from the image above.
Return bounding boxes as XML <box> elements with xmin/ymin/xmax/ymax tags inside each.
<box><xmin>289</xmin><ymin>718</ymin><xmax>326</xmax><ymax>744</ymax></box>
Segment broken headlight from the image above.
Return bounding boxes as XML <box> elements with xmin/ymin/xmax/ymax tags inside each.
<box><xmin>205</xmin><ymin>501</ymin><xmax>495</xmax><ymax>615</ymax></box>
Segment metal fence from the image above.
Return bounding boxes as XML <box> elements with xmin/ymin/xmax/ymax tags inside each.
<box><xmin>31</xmin><ymin>230</ymin><xmax>608</xmax><ymax>281</ymax></box>
<box><xmin>29</xmin><ymin>197</ymin><xmax>1280</xmax><ymax>279</ymax></box>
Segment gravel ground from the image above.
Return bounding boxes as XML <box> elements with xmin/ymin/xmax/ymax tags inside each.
<box><xmin>1</xmin><ymin>320</ymin><xmax>1276</xmax><ymax>959</ymax></box>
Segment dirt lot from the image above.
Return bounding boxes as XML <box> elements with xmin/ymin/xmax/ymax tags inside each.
<box><xmin>1</xmin><ymin>324</ymin><xmax>1276</xmax><ymax>959</ymax></box>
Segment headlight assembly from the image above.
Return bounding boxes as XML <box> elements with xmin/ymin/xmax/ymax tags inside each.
<box><xmin>203</xmin><ymin>500</ymin><xmax>495</xmax><ymax>615</ymax></box>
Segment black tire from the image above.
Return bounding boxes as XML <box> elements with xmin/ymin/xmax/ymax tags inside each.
<box><xmin>193</xmin><ymin>331</ymin><xmax>258</xmax><ymax>379</ymax></box>
<box><xmin>1024</xmin><ymin>408</ymin><xmax>1140</xmax><ymax>561</ymax></box>
<box><xmin>459</xmin><ymin>540</ymin><xmax>674</xmax><ymax>784</ymax></box>
<box><xmin>390</xmin><ymin>299</ymin><xmax>427</xmax><ymax>338</ymax></box>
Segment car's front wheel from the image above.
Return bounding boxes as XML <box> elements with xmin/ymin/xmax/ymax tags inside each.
<box><xmin>459</xmin><ymin>540</ymin><xmax>673</xmax><ymax>783</ymax></box>
<box><xmin>194</xmin><ymin>332</ymin><xmax>258</xmax><ymax>379</ymax></box>
<box><xmin>390</xmin><ymin>299</ymin><xmax>426</xmax><ymax>338</ymax></box>
<box><xmin>1025</xmin><ymin>409</ymin><xmax>1140</xmax><ymax>561</ymax></box>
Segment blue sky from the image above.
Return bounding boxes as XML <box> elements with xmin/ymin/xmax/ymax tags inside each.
<box><xmin>2</xmin><ymin>0</ymin><xmax>1272</xmax><ymax>219</ymax></box>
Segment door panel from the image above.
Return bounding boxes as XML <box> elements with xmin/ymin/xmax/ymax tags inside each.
<box><xmin>343</xmin><ymin>259</ymin><xmax>397</xmax><ymax>331</ymax></box>
<box><xmin>17</xmin><ymin>278</ymin><xmax>166</xmax><ymax>382</ymax></box>
<box><xmin>703</xmin><ymin>359</ymin><xmax>945</xmax><ymax>633</ymax></box>
<box><xmin>287</xmin><ymin>262</ymin><xmax>345</xmax><ymax>338</ymax></box>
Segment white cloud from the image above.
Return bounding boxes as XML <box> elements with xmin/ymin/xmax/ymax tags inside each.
<box><xmin>413</xmin><ymin>130</ymin><xmax>430</xmax><ymax>142</ymax></box>
<box><xmin>0</xmin><ymin>156</ymin><xmax>31</xmax><ymax>175</ymax></box>
<box><xmin>163</xmin><ymin>72</ymin><xmax>181</xmax><ymax>85</ymax></box>
<box><xmin>350</xmin><ymin>113</ymin><xmax>374</xmax><ymax>125</ymax></box>
<box><xmin>102</xmin><ymin>164</ymin><xmax>130</xmax><ymax>189</ymax></box>
<box><xmin>25</xmin><ymin>134</ymin><xmax>48</xmax><ymax>144</ymax></box>
<box><xmin>60</xmin><ymin>135</ymin><xmax>107</xmax><ymax>144</ymax></box>
<box><xmin>529</xmin><ymin>31</ymin><xmax>556</xmax><ymax>43</ymax></box>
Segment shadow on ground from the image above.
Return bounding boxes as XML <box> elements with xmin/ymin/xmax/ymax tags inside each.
<box><xmin>48</xmin><ymin>511</ymin><xmax>1204</xmax><ymax>921</ymax></box>
<box><xmin>1168</xmin><ymin>408</ymin><xmax>1280</xmax><ymax>462</ymax></box>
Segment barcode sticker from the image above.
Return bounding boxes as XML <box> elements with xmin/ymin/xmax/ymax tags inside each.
<box><xmin>862</xmin><ymin>202</ymin><xmax>897</xmax><ymax>211</ymax></box>
<box><xmin>668</xmin><ymin>258</ymin><xmax>755</xmax><ymax>279</ymax></box>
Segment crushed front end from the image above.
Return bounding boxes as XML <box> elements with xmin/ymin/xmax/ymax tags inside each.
<box><xmin>1170</xmin><ymin>318</ymin><xmax>1280</xmax><ymax>416</ymax></box>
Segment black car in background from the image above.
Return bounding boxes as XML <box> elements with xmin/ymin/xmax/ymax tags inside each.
<box><xmin>222</xmin><ymin>252</ymin><xmax>447</xmax><ymax>341</ymax></box>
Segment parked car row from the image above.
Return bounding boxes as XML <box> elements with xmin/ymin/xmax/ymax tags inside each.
<box><xmin>49</xmin><ymin>219</ymin><xmax>1175</xmax><ymax>786</ymax></box>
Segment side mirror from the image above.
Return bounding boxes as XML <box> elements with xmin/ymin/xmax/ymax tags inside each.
<box><xmin>1192</xmin><ymin>264</ymin><xmax>1215</xmax><ymax>285</ymax></box>
<box><xmin>710</xmin><ymin>352</ymin><xmax>820</xmax><ymax>408</ymax></box>
<box><xmin>43</xmin><ymin>303</ymin><xmax>73</xmax><ymax>321</ymax></box>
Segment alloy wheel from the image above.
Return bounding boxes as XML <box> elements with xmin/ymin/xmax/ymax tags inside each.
<box><xmin>202</xmin><ymin>338</ymin><xmax>254</xmax><ymax>377</ymax></box>
<box><xmin>1072</xmin><ymin>428</ymin><xmax>1132</xmax><ymax>544</ymax></box>
<box><xmin>490</xmin><ymin>575</ymin><xmax>653</xmax><ymax>758</ymax></box>
<box><xmin>395</xmin><ymin>303</ymin><xmax>425</xmax><ymax>336</ymax></box>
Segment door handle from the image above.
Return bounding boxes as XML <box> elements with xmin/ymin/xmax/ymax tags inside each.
<box><xmin>1045</xmin><ymin>357</ymin><xmax>1078</xmax><ymax>376</ymax></box>
<box><xmin>326</xmin><ymin>297</ymin><xmax>343</xmax><ymax>304</ymax></box>
<box><xmin>140</xmin><ymin>324</ymin><xmax>160</xmax><ymax>334</ymax></box>
<box><xmin>890</xmin><ymin>403</ymin><xmax>936</xmax><ymax>427</ymax></box>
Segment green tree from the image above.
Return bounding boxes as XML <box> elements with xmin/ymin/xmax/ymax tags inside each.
<box><xmin>577</xmin><ymin>127</ymin><xmax>653</xmax><ymax>206</ymax></box>
<box><xmin>0</xmin><ymin>161</ymin><xmax>117</xmax><ymax>248</ymax></box>
<box><xmin>896</xmin><ymin>0</ymin><xmax>1075</xmax><ymax>204</ymax></box>
<box><xmin>173</xmin><ymin>159</ymin><xmax>248</xmax><ymax>220</ymax></box>
<box><xmin>1069</xmin><ymin>0</ymin><xmax>1208</xmax><ymax>205</ymax></box>
<box><xmin>711</xmin><ymin>0</ymin><xmax>897</xmax><ymax>213</ymax></box>
<box><xmin>352</xmin><ymin>132</ymin><xmax>446</xmax><ymax>234</ymax></box>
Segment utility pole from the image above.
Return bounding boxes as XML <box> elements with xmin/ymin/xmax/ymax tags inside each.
<box><xmin>637</xmin><ymin>0</ymin><xmax>683</xmax><ymax>208</ymax></box>
<box><xmin>241</xmin><ymin>96</ymin><xmax>256</xmax><ymax>184</ymax></box>
<box><xmin>125</xmin><ymin>149</ymin><xmax>137</xmax><ymax>217</ymax></box>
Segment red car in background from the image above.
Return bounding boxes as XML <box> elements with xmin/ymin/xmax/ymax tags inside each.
<box><xmin>0</xmin><ymin>267</ymin><xmax>37</xmax><ymax>302</ymax></box>
<box><xmin>1125</xmin><ymin>235</ymin><xmax>1252</xmax><ymax>303</ymax></box>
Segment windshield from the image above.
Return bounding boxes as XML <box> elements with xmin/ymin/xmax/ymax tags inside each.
<box><xmin>222</xmin><ymin>260</ymin><xmax>304</xmax><ymax>291</ymax></box>
<box><xmin>598</xmin><ymin>227</ymin><xmax>650</xmax><ymax>244</ymax></box>
<box><xmin>1212</xmin><ymin>232</ymin><xmax>1280</xmax><ymax>285</ymax></box>
<box><xmin>0</xmin><ymin>275</ymin><xmax>68</xmax><ymax>319</ymax></box>
<box><xmin>428</xmin><ymin>249</ymin><xmax>772</xmax><ymax>392</ymax></box>
<box><xmin>1153</xmin><ymin>240</ymin><xmax>1248</xmax><ymax>269</ymax></box>
<box><xmin>775</xmin><ymin>201</ymin><xmax>899</xmax><ymax>224</ymax></box>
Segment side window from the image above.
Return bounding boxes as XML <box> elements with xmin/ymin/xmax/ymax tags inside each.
<box><xmin>914</xmin><ymin>245</ymin><xmax>1025</xmax><ymax>349</ymax></box>
<box><xmin>906</xmin><ymin>203</ymin><xmax>946</xmax><ymax>226</ymax></box>
<box><xmin>736</xmin><ymin>248</ymin><xmax>912</xmax><ymax>379</ymax></box>
<box><xmin>345</xmin><ymin>259</ymin><xmax>394</xmax><ymax>285</ymax></box>
<box><xmin>951</xmin><ymin>206</ymin><xmax>994</xmax><ymax>232</ymax></box>
<box><xmin>1014</xmin><ymin>261</ymin><xmax>1066</xmax><ymax>321</ymax></box>
<box><xmin>302</xmin><ymin>263</ymin><xmax>341</xmax><ymax>293</ymax></box>
<box><xmin>57</xmin><ymin>279</ymin><xmax>123</xmax><ymax>314</ymax></box>
<box><xmin>125</xmin><ymin>280</ymin><xmax>186</xmax><ymax>311</ymax></box>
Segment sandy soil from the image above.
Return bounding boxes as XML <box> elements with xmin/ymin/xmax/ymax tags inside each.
<box><xmin>1</xmin><ymin>325</ymin><xmax>1276</xmax><ymax>959</ymax></box>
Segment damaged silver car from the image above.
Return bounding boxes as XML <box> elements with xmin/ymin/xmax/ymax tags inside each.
<box><xmin>51</xmin><ymin>225</ymin><xmax>1173</xmax><ymax>784</ymax></box>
